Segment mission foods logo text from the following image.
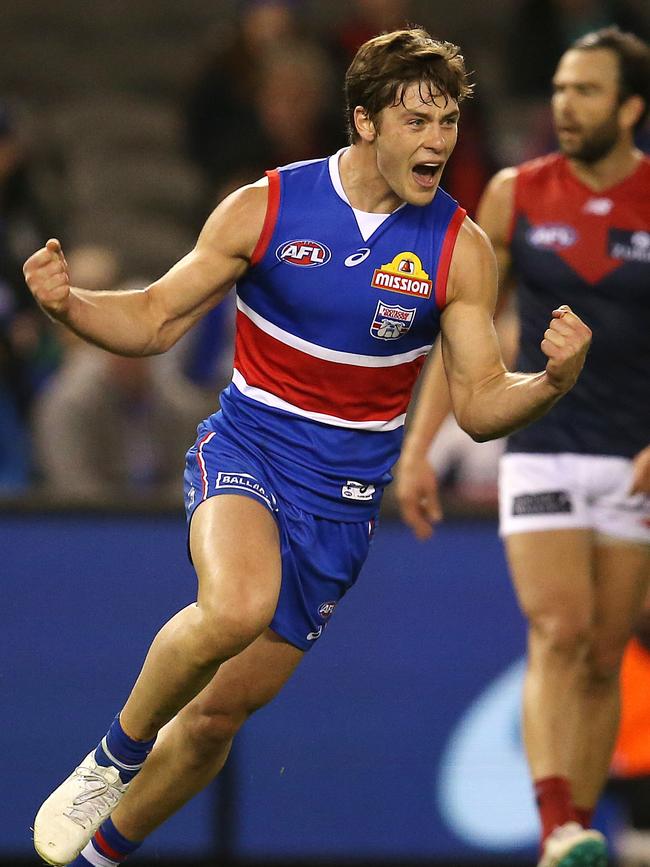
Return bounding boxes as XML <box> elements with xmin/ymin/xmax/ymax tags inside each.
<box><xmin>371</xmin><ymin>251</ymin><xmax>432</xmax><ymax>298</ymax></box>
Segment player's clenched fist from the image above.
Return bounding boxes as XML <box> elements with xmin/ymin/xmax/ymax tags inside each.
<box><xmin>541</xmin><ymin>304</ymin><xmax>591</xmax><ymax>394</ymax></box>
<box><xmin>23</xmin><ymin>238</ymin><xmax>71</xmax><ymax>319</ymax></box>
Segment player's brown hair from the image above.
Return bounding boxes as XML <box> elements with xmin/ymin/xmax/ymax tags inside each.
<box><xmin>344</xmin><ymin>28</ymin><xmax>473</xmax><ymax>144</ymax></box>
<box><xmin>571</xmin><ymin>27</ymin><xmax>650</xmax><ymax>129</ymax></box>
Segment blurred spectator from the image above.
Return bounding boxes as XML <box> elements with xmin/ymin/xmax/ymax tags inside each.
<box><xmin>327</xmin><ymin>0</ymin><xmax>416</xmax><ymax>73</ymax></box>
<box><xmin>32</xmin><ymin>344</ymin><xmax>206</xmax><ymax>505</ymax></box>
<box><xmin>183</xmin><ymin>0</ymin><xmax>342</xmax><ymax>215</ymax></box>
<box><xmin>185</xmin><ymin>0</ymin><xmax>300</xmax><ymax>183</ymax></box>
<box><xmin>31</xmin><ymin>267</ymin><xmax>212</xmax><ymax>504</ymax></box>
<box><xmin>0</xmin><ymin>100</ymin><xmax>57</xmax><ymax>492</ymax></box>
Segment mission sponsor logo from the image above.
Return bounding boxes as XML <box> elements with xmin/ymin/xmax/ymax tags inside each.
<box><xmin>525</xmin><ymin>223</ymin><xmax>578</xmax><ymax>249</ymax></box>
<box><xmin>370</xmin><ymin>300</ymin><xmax>416</xmax><ymax>340</ymax></box>
<box><xmin>215</xmin><ymin>472</ymin><xmax>277</xmax><ymax>509</ymax></box>
<box><xmin>608</xmin><ymin>229</ymin><xmax>650</xmax><ymax>263</ymax></box>
<box><xmin>371</xmin><ymin>251</ymin><xmax>433</xmax><ymax>298</ymax></box>
<box><xmin>276</xmin><ymin>239</ymin><xmax>331</xmax><ymax>267</ymax></box>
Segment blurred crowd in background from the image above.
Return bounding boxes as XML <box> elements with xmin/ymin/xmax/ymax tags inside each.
<box><xmin>1</xmin><ymin>0</ymin><xmax>649</xmax><ymax>507</ymax></box>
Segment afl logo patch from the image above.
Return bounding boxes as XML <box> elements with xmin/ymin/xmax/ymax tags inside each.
<box><xmin>526</xmin><ymin>223</ymin><xmax>578</xmax><ymax>249</ymax></box>
<box><xmin>318</xmin><ymin>601</ymin><xmax>337</xmax><ymax>620</ymax></box>
<box><xmin>276</xmin><ymin>239</ymin><xmax>331</xmax><ymax>267</ymax></box>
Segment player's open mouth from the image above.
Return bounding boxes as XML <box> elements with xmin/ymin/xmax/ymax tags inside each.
<box><xmin>412</xmin><ymin>163</ymin><xmax>442</xmax><ymax>188</ymax></box>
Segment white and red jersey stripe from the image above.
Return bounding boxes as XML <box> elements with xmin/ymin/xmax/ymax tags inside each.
<box><xmin>233</xmin><ymin>297</ymin><xmax>431</xmax><ymax>430</ymax></box>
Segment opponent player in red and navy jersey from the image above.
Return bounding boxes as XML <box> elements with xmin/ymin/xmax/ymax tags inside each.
<box><xmin>23</xmin><ymin>29</ymin><xmax>590</xmax><ymax>867</ymax></box>
<box><xmin>399</xmin><ymin>27</ymin><xmax>650</xmax><ymax>867</ymax></box>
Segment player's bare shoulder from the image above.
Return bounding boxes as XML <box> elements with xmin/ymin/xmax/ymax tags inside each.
<box><xmin>197</xmin><ymin>176</ymin><xmax>270</xmax><ymax>265</ymax></box>
<box><xmin>477</xmin><ymin>167</ymin><xmax>518</xmax><ymax>243</ymax></box>
<box><xmin>446</xmin><ymin>214</ymin><xmax>498</xmax><ymax>306</ymax></box>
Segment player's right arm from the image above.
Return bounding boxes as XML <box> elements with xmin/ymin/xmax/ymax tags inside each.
<box><xmin>22</xmin><ymin>181</ymin><xmax>268</xmax><ymax>356</ymax></box>
<box><xmin>396</xmin><ymin>169</ymin><xmax>518</xmax><ymax>538</ymax></box>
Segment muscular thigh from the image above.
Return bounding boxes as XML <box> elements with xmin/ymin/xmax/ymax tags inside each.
<box><xmin>190</xmin><ymin>494</ymin><xmax>282</xmax><ymax>620</ymax></box>
<box><xmin>505</xmin><ymin>529</ymin><xmax>593</xmax><ymax>629</ymax></box>
<box><xmin>181</xmin><ymin>629</ymin><xmax>304</xmax><ymax>725</ymax></box>
<box><xmin>592</xmin><ymin>539</ymin><xmax>650</xmax><ymax>651</ymax></box>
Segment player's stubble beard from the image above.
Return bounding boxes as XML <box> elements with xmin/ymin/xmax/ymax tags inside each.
<box><xmin>558</xmin><ymin>111</ymin><xmax>620</xmax><ymax>164</ymax></box>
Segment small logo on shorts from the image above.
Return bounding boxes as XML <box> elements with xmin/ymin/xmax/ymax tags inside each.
<box><xmin>512</xmin><ymin>490</ymin><xmax>572</xmax><ymax>516</ymax></box>
<box><xmin>215</xmin><ymin>472</ymin><xmax>276</xmax><ymax>509</ymax></box>
<box><xmin>318</xmin><ymin>601</ymin><xmax>337</xmax><ymax>620</ymax></box>
<box><xmin>186</xmin><ymin>486</ymin><xmax>196</xmax><ymax>508</ymax></box>
<box><xmin>307</xmin><ymin>626</ymin><xmax>323</xmax><ymax>641</ymax></box>
<box><xmin>342</xmin><ymin>480</ymin><xmax>376</xmax><ymax>501</ymax></box>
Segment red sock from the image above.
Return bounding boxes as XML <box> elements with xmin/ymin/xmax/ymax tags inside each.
<box><xmin>573</xmin><ymin>805</ymin><xmax>594</xmax><ymax>829</ymax></box>
<box><xmin>534</xmin><ymin>776</ymin><xmax>574</xmax><ymax>843</ymax></box>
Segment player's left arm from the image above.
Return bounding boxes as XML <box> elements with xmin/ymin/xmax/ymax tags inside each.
<box><xmin>631</xmin><ymin>445</ymin><xmax>650</xmax><ymax>494</ymax></box>
<box><xmin>440</xmin><ymin>216</ymin><xmax>591</xmax><ymax>442</ymax></box>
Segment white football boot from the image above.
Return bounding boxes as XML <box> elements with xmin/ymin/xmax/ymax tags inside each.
<box><xmin>538</xmin><ymin>821</ymin><xmax>608</xmax><ymax>867</ymax></box>
<box><xmin>33</xmin><ymin>751</ymin><xmax>129</xmax><ymax>866</ymax></box>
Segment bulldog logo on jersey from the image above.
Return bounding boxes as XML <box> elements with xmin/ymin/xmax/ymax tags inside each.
<box><xmin>371</xmin><ymin>251</ymin><xmax>433</xmax><ymax>298</ymax></box>
<box><xmin>276</xmin><ymin>239</ymin><xmax>331</xmax><ymax>267</ymax></box>
<box><xmin>370</xmin><ymin>300</ymin><xmax>417</xmax><ymax>340</ymax></box>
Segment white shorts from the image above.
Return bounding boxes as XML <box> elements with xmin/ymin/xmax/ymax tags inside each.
<box><xmin>499</xmin><ymin>452</ymin><xmax>650</xmax><ymax>543</ymax></box>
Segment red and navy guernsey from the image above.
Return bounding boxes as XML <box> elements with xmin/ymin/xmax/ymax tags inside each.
<box><xmin>507</xmin><ymin>153</ymin><xmax>650</xmax><ymax>459</ymax></box>
<box><xmin>210</xmin><ymin>150</ymin><xmax>465</xmax><ymax>519</ymax></box>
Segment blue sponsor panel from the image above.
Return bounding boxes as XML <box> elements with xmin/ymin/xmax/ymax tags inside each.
<box><xmin>3</xmin><ymin>513</ymin><xmax>540</xmax><ymax>860</ymax></box>
<box><xmin>2</xmin><ymin>514</ymin><xmax>217</xmax><ymax>859</ymax></box>
<box><xmin>235</xmin><ymin>520</ymin><xmax>537</xmax><ymax>860</ymax></box>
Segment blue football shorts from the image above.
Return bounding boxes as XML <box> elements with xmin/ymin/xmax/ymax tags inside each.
<box><xmin>183</xmin><ymin>420</ymin><xmax>378</xmax><ymax>651</ymax></box>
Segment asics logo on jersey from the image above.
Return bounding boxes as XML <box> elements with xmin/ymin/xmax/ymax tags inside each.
<box><xmin>344</xmin><ymin>247</ymin><xmax>371</xmax><ymax>267</ymax></box>
<box><xmin>276</xmin><ymin>239</ymin><xmax>331</xmax><ymax>267</ymax></box>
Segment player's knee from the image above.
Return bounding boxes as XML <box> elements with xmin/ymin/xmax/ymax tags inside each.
<box><xmin>195</xmin><ymin>596</ymin><xmax>274</xmax><ymax>661</ymax></box>
<box><xmin>182</xmin><ymin>706</ymin><xmax>245</xmax><ymax>758</ymax></box>
<box><xmin>528</xmin><ymin>612</ymin><xmax>590</xmax><ymax>659</ymax></box>
<box><xmin>584</xmin><ymin>640</ymin><xmax>626</xmax><ymax>685</ymax></box>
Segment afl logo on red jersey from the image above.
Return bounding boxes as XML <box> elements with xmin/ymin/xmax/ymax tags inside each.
<box><xmin>276</xmin><ymin>239</ymin><xmax>331</xmax><ymax>267</ymax></box>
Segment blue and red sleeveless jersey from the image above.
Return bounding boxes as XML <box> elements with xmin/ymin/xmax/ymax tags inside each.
<box><xmin>210</xmin><ymin>152</ymin><xmax>465</xmax><ymax>518</ymax></box>
<box><xmin>507</xmin><ymin>153</ymin><xmax>650</xmax><ymax>458</ymax></box>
